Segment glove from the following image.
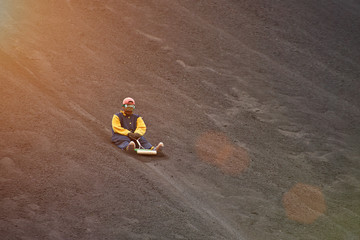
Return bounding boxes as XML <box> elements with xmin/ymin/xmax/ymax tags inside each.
<box><xmin>128</xmin><ymin>132</ymin><xmax>142</xmax><ymax>140</ymax></box>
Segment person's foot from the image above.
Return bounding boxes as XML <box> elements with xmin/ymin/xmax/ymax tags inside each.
<box><xmin>155</xmin><ymin>142</ymin><xmax>164</xmax><ymax>152</ymax></box>
<box><xmin>126</xmin><ymin>141</ymin><xmax>135</xmax><ymax>151</ymax></box>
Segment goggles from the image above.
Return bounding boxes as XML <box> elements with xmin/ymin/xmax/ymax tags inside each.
<box><xmin>123</xmin><ymin>104</ymin><xmax>135</xmax><ymax>109</ymax></box>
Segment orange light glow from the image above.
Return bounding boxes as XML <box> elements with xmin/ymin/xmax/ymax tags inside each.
<box><xmin>283</xmin><ymin>183</ymin><xmax>326</xmax><ymax>224</ymax></box>
<box><xmin>195</xmin><ymin>131</ymin><xmax>250</xmax><ymax>175</ymax></box>
<box><xmin>0</xmin><ymin>0</ymin><xmax>31</xmax><ymax>49</ymax></box>
<box><xmin>0</xmin><ymin>0</ymin><xmax>16</xmax><ymax>41</ymax></box>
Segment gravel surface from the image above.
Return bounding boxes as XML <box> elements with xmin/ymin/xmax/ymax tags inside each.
<box><xmin>1</xmin><ymin>0</ymin><xmax>359</xmax><ymax>239</ymax></box>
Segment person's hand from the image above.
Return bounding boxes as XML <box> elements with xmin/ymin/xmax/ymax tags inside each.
<box><xmin>128</xmin><ymin>132</ymin><xmax>142</xmax><ymax>140</ymax></box>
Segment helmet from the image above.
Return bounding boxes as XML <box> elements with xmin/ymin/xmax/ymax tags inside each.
<box><xmin>123</xmin><ymin>97</ymin><xmax>135</xmax><ymax>105</ymax></box>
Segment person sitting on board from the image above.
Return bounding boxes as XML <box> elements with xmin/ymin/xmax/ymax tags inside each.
<box><xmin>111</xmin><ymin>97</ymin><xmax>163</xmax><ymax>152</ymax></box>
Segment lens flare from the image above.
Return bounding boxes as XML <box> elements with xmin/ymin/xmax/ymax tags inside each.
<box><xmin>195</xmin><ymin>131</ymin><xmax>250</xmax><ymax>175</ymax></box>
<box><xmin>0</xmin><ymin>0</ymin><xmax>13</xmax><ymax>41</ymax></box>
<box><xmin>283</xmin><ymin>183</ymin><xmax>326</xmax><ymax>224</ymax></box>
<box><xmin>0</xmin><ymin>0</ymin><xmax>26</xmax><ymax>44</ymax></box>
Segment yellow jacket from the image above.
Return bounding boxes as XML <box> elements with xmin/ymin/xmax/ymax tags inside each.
<box><xmin>111</xmin><ymin>111</ymin><xmax>146</xmax><ymax>136</ymax></box>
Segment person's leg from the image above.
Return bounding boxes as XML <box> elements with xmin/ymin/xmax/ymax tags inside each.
<box><xmin>138</xmin><ymin>136</ymin><xmax>153</xmax><ymax>149</ymax></box>
<box><xmin>112</xmin><ymin>134</ymin><xmax>132</xmax><ymax>150</ymax></box>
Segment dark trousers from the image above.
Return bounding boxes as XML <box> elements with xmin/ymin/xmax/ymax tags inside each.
<box><xmin>112</xmin><ymin>134</ymin><xmax>152</xmax><ymax>150</ymax></box>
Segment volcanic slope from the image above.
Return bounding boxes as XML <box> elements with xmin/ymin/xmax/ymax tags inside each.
<box><xmin>1</xmin><ymin>0</ymin><xmax>359</xmax><ymax>239</ymax></box>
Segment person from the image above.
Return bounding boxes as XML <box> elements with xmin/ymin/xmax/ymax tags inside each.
<box><xmin>111</xmin><ymin>97</ymin><xmax>163</xmax><ymax>152</ymax></box>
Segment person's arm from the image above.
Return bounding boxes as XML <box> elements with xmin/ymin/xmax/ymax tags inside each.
<box><xmin>134</xmin><ymin>117</ymin><xmax>146</xmax><ymax>136</ymax></box>
<box><xmin>112</xmin><ymin>114</ymin><xmax>131</xmax><ymax>136</ymax></box>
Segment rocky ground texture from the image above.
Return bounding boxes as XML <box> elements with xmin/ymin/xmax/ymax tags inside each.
<box><xmin>1</xmin><ymin>0</ymin><xmax>359</xmax><ymax>239</ymax></box>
